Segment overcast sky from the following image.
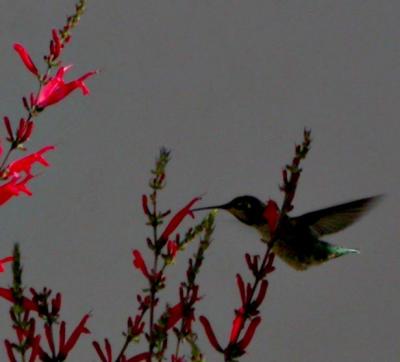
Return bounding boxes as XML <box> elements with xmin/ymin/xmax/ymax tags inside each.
<box><xmin>0</xmin><ymin>1</ymin><xmax>399</xmax><ymax>361</ymax></box>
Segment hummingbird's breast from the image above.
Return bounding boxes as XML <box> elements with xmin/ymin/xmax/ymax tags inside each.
<box><xmin>255</xmin><ymin>223</ymin><xmax>271</xmax><ymax>243</ymax></box>
<box><xmin>254</xmin><ymin>221</ymin><xmax>316</xmax><ymax>270</ymax></box>
<box><xmin>257</xmin><ymin>217</ymin><xmax>333</xmax><ymax>270</ymax></box>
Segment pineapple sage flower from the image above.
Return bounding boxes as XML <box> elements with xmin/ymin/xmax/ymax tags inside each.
<box><xmin>0</xmin><ymin>146</ymin><xmax>54</xmax><ymax>205</ymax></box>
<box><xmin>34</xmin><ymin>65</ymin><xmax>97</xmax><ymax>110</ymax></box>
<box><xmin>14</xmin><ymin>43</ymin><xmax>96</xmax><ymax>111</ymax></box>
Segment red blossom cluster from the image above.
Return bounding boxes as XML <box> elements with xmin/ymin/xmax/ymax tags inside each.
<box><xmin>136</xmin><ymin>198</ymin><xmax>202</xmax><ymax>335</ymax></box>
<box><xmin>14</xmin><ymin>42</ymin><xmax>96</xmax><ymax>112</ymax></box>
<box><xmin>198</xmin><ymin>131</ymin><xmax>311</xmax><ymax>360</ymax></box>
<box><xmin>92</xmin><ymin>304</ymin><xmax>150</xmax><ymax>362</ymax></box>
<box><xmin>199</xmin><ymin>249</ymin><xmax>275</xmax><ymax>360</ymax></box>
<box><xmin>93</xmin><ymin>195</ymin><xmax>205</xmax><ymax>361</ymax></box>
<box><xmin>0</xmin><ymin>145</ymin><xmax>55</xmax><ymax>205</ymax></box>
<box><xmin>0</xmin><ymin>286</ymin><xmax>90</xmax><ymax>361</ymax></box>
<box><xmin>0</xmin><ymin>2</ymin><xmax>98</xmax><ymax>361</ymax></box>
<box><xmin>0</xmin><ymin>4</ymin><xmax>96</xmax><ymax>210</ymax></box>
<box><xmin>0</xmin><ymin>1</ymin><xmax>316</xmax><ymax>360</ymax></box>
<box><xmin>93</xmin><ymin>147</ymin><xmax>216</xmax><ymax>361</ymax></box>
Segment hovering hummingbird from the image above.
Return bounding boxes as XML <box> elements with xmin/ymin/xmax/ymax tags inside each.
<box><xmin>193</xmin><ymin>195</ymin><xmax>381</xmax><ymax>270</ymax></box>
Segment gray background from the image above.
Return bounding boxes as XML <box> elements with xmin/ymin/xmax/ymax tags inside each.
<box><xmin>0</xmin><ymin>1</ymin><xmax>399</xmax><ymax>361</ymax></box>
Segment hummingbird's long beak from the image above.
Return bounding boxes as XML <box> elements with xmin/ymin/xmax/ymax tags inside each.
<box><xmin>192</xmin><ymin>203</ymin><xmax>230</xmax><ymax>212</ymax></box>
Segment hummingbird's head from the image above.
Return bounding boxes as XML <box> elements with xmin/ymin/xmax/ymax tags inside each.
<box><xmin>193</xmin><ymin>195</ymin><xmax>266</xmax><ymax>226</ymax></box>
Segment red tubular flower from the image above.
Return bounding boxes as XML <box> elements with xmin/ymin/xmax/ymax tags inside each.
<box><xmin>0</xmin><ymin>174</ymin><xmax>33</xmax><ymax>205</ymax></box>
<box><xmin>128</xmin><ymin>315</ymin><xmax>145</xmax><ymax>337</ymax></box>
<box><xmin>0</xmin><ymin>287</ymin><xmax>38</xmax><ymax>311</ymax></box>
<box><xmin>5</xmin><ymin>340</ymin><xmax>17</xmax><ymax>362</ymax></box>
<box><xmin>4</xmin><ymin>116</ymin><xmax>14</xmax><ymax>142</ymax></box>
<box><xmin>34</xmin><ymin>65</ymin><xmax>97</xmax><ymax>109</ymax></box>
<box><xmin>245</xmin><ymin>253</ymin><xmax>260</xmax><ymax>276</ymax></box>
<box><xmin>16</xmin><ymin>118</ymin><xmax>34</xmax><ymax>144</ymax></box>
<box><xmin>0</xmin><ymin>256</ymin><xmax>13</xmax><ymax>272</ymax></box>
<box><xmin>13</xmin><ymin>43</ymin><xmax>39</xmax><ymax>77</ymax></box>
<box><xmin>236</xmin><ymin>274</ymin><xmax>246</xmax><ymax>305</ymax></box>
<box><xmin>245</xmin><ymin>253</ymin><xmax>252</xmax><ymax>270</ymax></box>
<box><xmin>51</xmin><ymin>292</ymin><xmax>62</xmax><ymax>316</ymax></box>
<box><xmin>29</xmin><ymin>335</ymin><xmax>42</xmax><ymax>362</ymax></box>
<box><xmin>132</xmin><ymin>250</ymin><xmax>151</xmax><ymax>279</ymax></box>
<box><xmin>0</xmin><ymin>176</ymin><xmax>20</xmax><ymax>204</ymax></box>
<box><xmin>45</xmin><ymin>324</ymin><xmax>56</xmax><ymax>356</ymax></box>
<box><xmin>30</xmin><ymin>93</ymin><xmax>35</xmax><ymax>108</ymax></box>
<box><xmin>22</xmin><ymin>96</ymin><xmax>30</xmax><ymax>111</ymax></box>
<box><xmin>137</xmin><ymin>294</ymin><xmax>152</xmax><ymax>312</ymax></box>
<box><xmin>229</xmin><ymin>309</ymin><xmax>245</xmax><ymax>344</ymax></box>
<box><xmin>8</xmin><ymin>146</ymin><xmax>55</xmax><ymax>176</ymax></box>
<box><xmin>199</xmin><ymin>316</ymin><xmax>223</xmax><ymax>352</ymax></box>
<box><xmin>142</xmin><ymin>194</ymin><xmax>150</xmax><ymax>215</ymax></box>
<box><xmin>236</xmin><ymin>317</ymin><xmax>262</xmax><ymax>351</ymax></box>
<box><xmin>14</xmin><ymin>319</ymin><xmax>38</xmax><ymax>354</ymax></box>
<box><xmin>126</xmin><ymin>352</ymin><xmax>151</xmax><ymax>362</ymax></box>
<box><xmin>254</xmin><ymin>280</ymin><xmax>269</xmax><ymax>308</ymax></box>
<box><xmin>160</xmin><ymin>197</ymin><xmax>201</xmax><ymax>241</ymax></box>
<box><xmin>167</xmin><ymin>240</ymin><xmax>178</xmax><ymax>259</ymax></box>
<box><xmin>165</xmin><ymin>302</ymin><xmax>184</xmax><ymax>330</ymax></box>
<box><xmin>263</xmin><ymin>199</ymin><xmax>280</xmax><ymax>234</ymax></box>
<box><xmin>93</xmin><ymin>339</ymin><xmax>112</xmax><ymax>362</ymax></box>
<box><xmin>171</xmin><ymin>356</ymin><xmax>185</xmax><ymax>362</ymax></box>
<box><xmin>15</xmin><ymin>174</ymin><xmax>35</xmax><ymax>196</ymax></box>
<box><xmin>16</xmin><ymin>326</ymin><xmax>25</xmax><ymax>344</ymax></box>
<box><xmin>50</xmin><ymin>29</ymin><xmax>62</xmax><ymax>59</ymax></box>
<box><xmin>58</xmin><ymin>314</ymin><xmax>90</xmax><ymax>358</ymax></box>
<box><xmin>260</xmin><ymin>252</ymin><xmax>275</xmax><ymax>276</ymax></box>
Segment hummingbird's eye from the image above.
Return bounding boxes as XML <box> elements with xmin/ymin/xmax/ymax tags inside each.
<box><xmin>236</xmin><ymin>201</ymin><xmax>251</xmax><ymax>210</ymax></box>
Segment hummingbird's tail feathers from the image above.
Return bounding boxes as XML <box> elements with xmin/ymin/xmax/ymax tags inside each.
<box><xmin>272</xmin><ymin>240</ymin><xmax>360</xmax><ymax>271</ymax></box>
<box><xmin>328</xmin><ymin>246</ymin><xmax>360</xmax><ymax>260</ymax></box>
<box><xmin>294</xmin><ymin>195</ymin><xmax>383</xmax><ymax>237</ymax></box>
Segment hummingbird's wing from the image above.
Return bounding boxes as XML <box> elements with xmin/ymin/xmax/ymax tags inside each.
<box><xmin>293</xmin><ymin>196</ymin><xmax>382</xmax><ymax>236</ymax></box>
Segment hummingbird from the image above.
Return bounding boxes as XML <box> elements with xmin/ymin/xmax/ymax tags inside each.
<box><xmin>193</xmin><ymin>195</ymin><xmax>381</xmax><ymax>270</ymax></box>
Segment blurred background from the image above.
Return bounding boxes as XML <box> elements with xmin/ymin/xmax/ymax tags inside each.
<box><xmin>0</xmin><ymin>1</ymin><xmax>398</xmax><ymax>361</ymax></box>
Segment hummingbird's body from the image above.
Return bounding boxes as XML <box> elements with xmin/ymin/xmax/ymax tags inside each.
<box><xmin>193</xmin><ymin>195</ymin><xmax>380</xmax><ymax>270</ymax></box>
